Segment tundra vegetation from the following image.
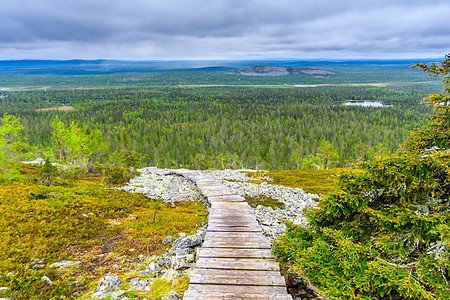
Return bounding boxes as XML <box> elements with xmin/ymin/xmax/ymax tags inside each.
<box><xmin>274</xmin><ymin>55</ymin><xmax>450</xmax><ymax>299</ymax></box>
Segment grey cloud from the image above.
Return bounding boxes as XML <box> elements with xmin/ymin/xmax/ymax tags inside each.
<box><xmin>0</xmin><ymin>0</ymin><xmax>449</xmax><ymax>59</ymax></box>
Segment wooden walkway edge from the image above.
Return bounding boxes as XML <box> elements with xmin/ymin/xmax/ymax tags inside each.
<box><xmin>148</xmin><ymin>168</ymin><xmax>292</xmax><ymax>300</ymax></box>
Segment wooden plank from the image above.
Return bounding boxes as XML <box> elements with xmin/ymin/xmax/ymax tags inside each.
<box><xmin>208</xmin><ymin>211</ymin><xmax>255</xmax><ymax>217</ymax></box>
<box><xmin>207</xmin><ymin>221</ymin><xmax>259</xmax><ymax>227</ymax></box>
<box><xmin>207</xmin><ymin>216</ymin><xmax>258</xmax><ymax>222</ymax></box>
<box><xmin>189</xmin><ymin>269</ymin><xmax>286</xmax><ymax>286</ymax></box>
<box><xmin>210</xmin><ymin>208</ymin><xmax>253</xmax><ymax>214</ymax></box>
<box><xmin>208</xmin><ymin>194</ymin><xmax>246</xmax><ymax>202</ymax></box>
<box><xmin>198</xmin><ymin>248</ymin><xmax>274</xmax><ymax>259</ymax></box>
<box><xmin>205</xmin><ymin>231</ymin><xmax>266</xmax><ymax>239</ymax></box>
<box><xmin>195</xmin><ymin>257</ymin><xmax>279</xmax><ymax>271</ymax></box>
<box><xmin>199</xmin><ymin>187</ymin><xmax>237</xmax><ymax>197</ymax></box>
<box><xmin>150</xmin><ymin>168</ymin><xmax>291</xmax><ymax>299</ymax></box>
<box><xmin>209</xmin><ymin>206</ymin><xmax>253</xmax><ymax>212</ymax></box>
<box><xmin>183</xmin><ymin>284</ymin><xmax>291</xmax><ymax>300</ymax></box>
<box><xmin>207</xmin><ymin>225</ymin><xmax>261</xmax><ymax>231</ymax></box>
<box><xmin>202</xmin><ymin>238</ymin><xmax>271</xmax><ymax>249</ymax></box>
<box><xmin>184</xmin><ymin>291</ymin><xmax>292</xmax><ymax>300</ymax></box>
<box><xmin>211</xmin><ymin>202</ymin><xmax>253</xmax><ymax>214</ymax></box>
<box><xmin>206</xmin><ymin>226</ymin><xmax>262</xmax><ymax>232</ymax></box>
<box><xmin>211</xmin><ymin>201</ymin><xmax>251</xmax><ymax>206</ymax></box>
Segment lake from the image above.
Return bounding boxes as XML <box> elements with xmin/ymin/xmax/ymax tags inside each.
<box><xmin>342</xmin><ymin>101</ymin><xmax>393</xmax><ymax>107</ymax></box>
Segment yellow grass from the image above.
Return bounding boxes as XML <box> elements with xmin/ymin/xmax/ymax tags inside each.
<box><xmin>36</xmin><ymin>106</ymin><xmax>77</xmax><ymax>112</ymax></box>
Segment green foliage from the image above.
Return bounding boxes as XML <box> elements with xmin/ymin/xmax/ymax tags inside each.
<box><xmin>38</xmin><ymin>157</ymin><xmax>58</xmax><ymax>185</ymax></box>
<box><xmin>51</xmin><ymin>115</ymin><xmax>104</xmax><ymax>166</ymax></box>
<box><xmin>1</xmin><ymin>82</ymin><xmax>434</xmax><ymax>170</ymax></box>
<box><xmin>0</xmin><ymin>114</ymin><xmax>25</xmax><ymax>179</ymax></box>
<box><xmin>4</xmin><ymin>267</ymin><xmax>76</xmax><ymax>300</ymax></box>
<box><xmin>245</xmin><ymin>195</ymin><xmax>285</xmax><ymax>210</ymax></box>
<box><xmin>252</xmin><ymin>168</ymin><xmax>344</xmax><ymax>195</ymax></box>
<box><xmin>119</xmin><ymin>126</ymin><xmax>140</xmax><ymax>168</ymax></box>
<box><xmin>0</xmin><ymin>163</ymin><xmax>207</xmax><ymax>298</ymax></box>
<box><xmin>317</xmin><ymin>140</ymin><xmax>339</xmax><ymax>170</ymax></box>
<box><xmin>274</xmin><ymin>55</ymin><xmax>450</xmax><ymax>299</ymax></box>
<box><xmin>103</xmin><ymin>165</ymin><xmax>139</xmax><ymax>185</ymax></box>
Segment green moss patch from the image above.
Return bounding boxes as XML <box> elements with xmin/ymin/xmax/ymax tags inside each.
<box><xmin>245</xmin><ymin>168</ymin><xmax>345</xmax><ymax>195</ymax></box>
<box><xmin>0</xmin><ymin>163</ymin><xmax>207</xmax><ymax>299</ymax></box>
<box><xmin>245</xmin><ymin>195</ymin><xmax>284</xmax><ymax>210</ymax></box>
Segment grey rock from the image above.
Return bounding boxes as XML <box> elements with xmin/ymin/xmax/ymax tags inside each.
<box><xmin>173</xmin><ymin>254</ymin><xmax>195</xmax><ymax>270</ymax></box>
<box><xmin>96</xmin><ymin>275</ymin><xmax>121</xmax><ymax>293</ymax></box>
<box><xmin>30</xmin><ymin>263</ymin><xmax>45</xmax><ymax>269</ymax></box>
<box><xmin>162</xmin><ymin>235</ymin><xmax>173</xmax><ymax>244</ymax></box>
<box><xmin>160</xmin><ymin>269</ymin><xmax>179</xmax><ymax>281</ymax></box>
<box><xmin>50</xmin><ymin>260</ymin><xmax>81</xmax><ymax>268</ymax></box>
<box><xmin>148</xmin><ymin>261</ymin><xmax>161</xmax><ymax>272</ymax></box>
<box><xmin>156</xmin><ymin>257</ymin><xmax>167</xmax><ymax>267</ymax></box>
<box><xmin>172</xmin><ymin>247</ymin><xmax>193</xmax><ymax>256</ymax></box>
<box><xmin>41</xmin><ymin>275</ymin><xmax>52</xmax><ymax>286</ymax></box>
<box><xmin>129</xmin><ymin>277</ymin><xmax>148</xmax><ymax>291</ymax></box>
<box><xmin>91</xmin><ymin>292</ymin><xmax>106</xmax><ymax>299</ymax></box>
<box><xmin>171</xmin><ymin>234</ymin><xmax>202</xmax><ymax>250</ymax></box>
<box><xmin>117</xmin><ymin>171</ymin><xmax>202</xmax><ymax>203</ymax></box>
<box><xmin>138</xmin><ymin>269</ymin><xmax>153</xmax><ymax>276</ymax></box>
<box><xmin>110</xmin><ymin>290</ymin><xmax>125</xmax><ymax>299</ymax></box>
<box><xmin>161</xmin><ymin>293</ymin><xmax>180</xmax><ymax>300</ymax></box>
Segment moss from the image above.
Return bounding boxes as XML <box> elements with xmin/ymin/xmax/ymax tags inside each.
<box><xmin>245</xmin><ymin>168</ymin><xmax>345</xmax><ymax>195</ymax></box>
<box><xmin>0</xmin><ymin>163</ymin><xmax>207</xmax><ymax>299</ymax></box>
<box><xmin>245</xmin><ymin>195</ymin><xmax>284</xmax><ymax>210</ymax></box>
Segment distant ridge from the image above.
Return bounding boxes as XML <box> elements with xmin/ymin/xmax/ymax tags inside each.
<box><xmin>0</xmin><ymin>58</ymin><xmax>441</xmax><ymax>75</ymax></box>
<box><xmin>235</xmin><ymin>66</ymin><xmax>335</xmax><ymax>76</ymax></box>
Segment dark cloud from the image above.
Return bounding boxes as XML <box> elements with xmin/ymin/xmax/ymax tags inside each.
<box><xmin>0</xmin><ymin>0</ymin><xmax>449</xmax><ymax>59</ymax></box>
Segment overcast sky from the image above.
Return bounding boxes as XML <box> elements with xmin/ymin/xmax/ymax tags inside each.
<box><xmin>1</xmin><ymin>0</ymin><xmax>449</xmax><ymax>60</ymax></box>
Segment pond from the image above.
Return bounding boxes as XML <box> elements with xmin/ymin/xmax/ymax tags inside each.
<box><xmin>342</xmin><ymin>101</ymin><xmax>393</xmax><ymax>107</ymax></box>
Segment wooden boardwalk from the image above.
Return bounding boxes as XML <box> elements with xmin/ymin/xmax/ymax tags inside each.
<box><xmin>149</xmin><ymin>168</ymin><xmax>291</xmax><ymax>300</ymax></box>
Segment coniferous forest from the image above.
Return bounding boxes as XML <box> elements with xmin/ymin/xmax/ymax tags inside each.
<box><xmin>0</xmin><ymin>64</ymin><xmax>443</xmax><ymax>170</ymax></box>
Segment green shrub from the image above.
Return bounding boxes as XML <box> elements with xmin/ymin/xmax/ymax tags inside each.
<box><xmin>274</xmin><ymin>56</ymin><xmax>450</xmax><ymax>299</ymax></box>
<box><xmin>103</xmin><ymin>165</ymin><xmax>139</xmax><ymax>185</ymax></box>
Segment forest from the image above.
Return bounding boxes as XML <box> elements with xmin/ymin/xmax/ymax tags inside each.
<box><xmin>0</xmin><ymin>62</ymin><xmax>443</xmax><ymax>171</ymax></box>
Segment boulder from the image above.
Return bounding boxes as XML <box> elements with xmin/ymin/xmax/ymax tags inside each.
<box><xmin>95</xmin><ymin>275</ymin><xmax>121</xmax><ymax>293</ymax></box>
<box><xmin>129</xmin><ymin>278</ymin><xmax>149</xmax><ymax>291</ymax></box>
<box><xmin>50</xmin><ymin>260</ymin><xmax>81</xmax><ymax>268</ymax></box>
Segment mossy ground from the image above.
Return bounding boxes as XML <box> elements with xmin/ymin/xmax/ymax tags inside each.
<box><xmin>0</xmin><ymin>163</ymin><xmax>207</xmax><ymax>299</ymax></box>
<box><xmin>244</xmin><ymin>168</ymin><xmax>345</xmax><ymax>195</ymax></box>
<box><xmin>245</xmin><ymin>195</ymin><xmax>284</xmax><ymax>210</ymax></box>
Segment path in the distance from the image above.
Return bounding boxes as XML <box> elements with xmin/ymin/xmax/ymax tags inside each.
<box><xmin>149</xmin><ymin>168</ymin><xmax>291</xmax><ymax>300</ymax></box>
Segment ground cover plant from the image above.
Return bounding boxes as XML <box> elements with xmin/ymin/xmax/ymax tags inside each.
<box><xmin>273</xmin><ymin>56</ymin><xmax>450</xmax><ymax>299</ymax></box>
<box><xmin>0</xmin><ymin>163</ymin><xmax>207</xmax><ymax>299</ymax></box>
<box><xmin>264</xmin><ymin>168</ymin><xmax>344</xmax><ymax>195</ymax></box>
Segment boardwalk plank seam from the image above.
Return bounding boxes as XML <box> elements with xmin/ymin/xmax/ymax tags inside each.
<box><xmin>149</xmin><ymin>168</ymin><xmax>291</xmax><ymax>299</ymax></box>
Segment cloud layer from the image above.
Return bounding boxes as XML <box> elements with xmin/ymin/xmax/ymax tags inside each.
<box><xmin>1</xmin><ymin>0</ymin><xmax>449</xmax><ymax>59</ymax></box>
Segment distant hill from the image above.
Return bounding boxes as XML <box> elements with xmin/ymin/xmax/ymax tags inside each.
<box><xmin>235</xmin><ymin>66</ymin><xmax>335</xmax><ymax>76</ymax></box>
<box><xmin>0</xmin><ymin>58</ymin><xmax>441</xmax><ymax>75</ymax></box>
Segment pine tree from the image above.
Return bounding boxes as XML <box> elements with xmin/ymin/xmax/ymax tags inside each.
<box><xmin>274</xmin><ymin>55</ymin><xmax>450</xmax><ymax>300</ymax></box>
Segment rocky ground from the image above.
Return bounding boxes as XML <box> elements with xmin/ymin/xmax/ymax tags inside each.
<box><xmin>103</xmin><ymin>168</ymin><xmax>319</xmax><ymax>300</ymax></box>
<box><xmin>197</xmin><ymin>169</ymin><xmax>319</xmax><ymax>240</ymax></box>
